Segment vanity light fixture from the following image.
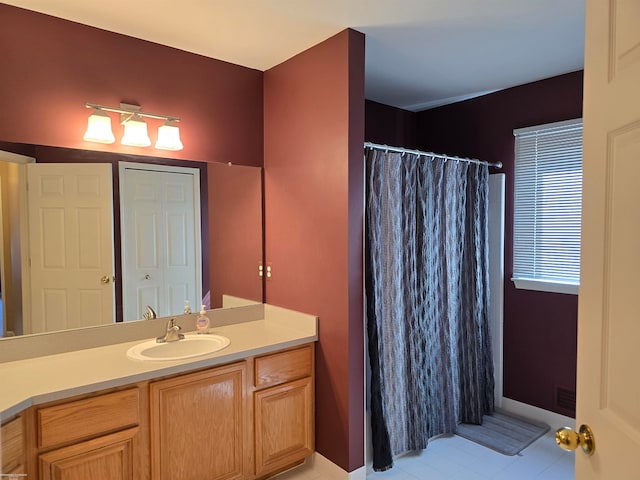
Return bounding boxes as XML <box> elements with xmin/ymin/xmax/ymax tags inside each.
<box><xmin>121</xmin><ymin>113</ymin><xmax>151</xmax><ymax>147</ymax></box>
<box><xmin>155</xmin><ymin>120</ymin><xmax>184</xmax><ymax>151</ymax></box>
<box><xmin>83</xmin><ymin>109</ymin><xmax>116</xmax><ymax>144</ymax></box>
<box><xmin>83</xmin><ymin>102</ymin><xmax>183</xmax><ymax>151</ymax></box>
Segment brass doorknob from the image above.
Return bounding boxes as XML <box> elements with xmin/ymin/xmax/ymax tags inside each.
<box><xmin>101</xmin><ymin>275</ymin><xmax>111</xmax><ymax>284</ymax></box>
<box><xmin>555</xmin><ymin>424</ymin><xmax>595</xmax><ymax>455</ymax></box>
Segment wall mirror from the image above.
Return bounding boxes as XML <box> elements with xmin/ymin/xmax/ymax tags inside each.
<box><xmin>0</xmin><ymin>142</ymin><xmax>264</xmax><ymax>339</ymax></box>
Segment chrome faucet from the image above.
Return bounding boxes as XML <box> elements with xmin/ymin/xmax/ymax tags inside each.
<box><xmin>156</xmin><ymin>318</ymin><xmax>184</xmax><ymax>343</ymax></box>
<box><xmin>143</xmin><ymin>305</ymin><xmax>157</xmax><ymax>321</ymax></box>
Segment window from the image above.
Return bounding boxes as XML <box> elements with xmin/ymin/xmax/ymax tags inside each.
<box><xmin>512</xmin><ymin>118</ymin><xmax>583</xmax><ymax>295</ymax></box>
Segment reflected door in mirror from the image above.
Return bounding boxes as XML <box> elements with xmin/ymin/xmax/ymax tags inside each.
<box><xmin>27</xmin><ymin>163</ymin><xmax>115</xmax><ymax>333</ymax></box>
<box><xmin>120</xmin><ymin>162</ymin><xmax>202</xmax><ymax>320</ymax></box>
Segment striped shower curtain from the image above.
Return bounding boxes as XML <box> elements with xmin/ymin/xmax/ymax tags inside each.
<box><xmin>365</xmin><ymin>148</ymin><xmax>494</xmax><ymax>471</ymax></box>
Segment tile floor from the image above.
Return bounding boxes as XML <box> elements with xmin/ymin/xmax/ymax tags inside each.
<box><xmin>277</xmin><ymin>431</ymin><xmax>574</xmax><ymax>480</ymax></box>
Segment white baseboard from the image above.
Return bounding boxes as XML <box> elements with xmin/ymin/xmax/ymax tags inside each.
<box><xmin>500</xmin><ymin>397</ymin><xmax>575</xmax><ymax>431</ymax></box>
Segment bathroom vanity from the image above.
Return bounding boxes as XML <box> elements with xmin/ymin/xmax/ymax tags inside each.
<box><xmin>0</xmin><ymin>304</ymin><xmax>317</xmax><ymax>480</ymax></box>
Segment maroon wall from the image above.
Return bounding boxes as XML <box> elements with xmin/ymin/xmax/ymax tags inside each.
<box><xmin>365</xmin><ymin>100</ymin><xmax>418</xmax><ymax>149</ymax></box>
<box><xmin>0</xmin><ymin>4</ymin><xmax>263</xmax><ymax>167</ymax></box>
<box><xmin>0</xmin><ymin>3</ymin><xmax>264</xmax><ymax>329</ymax></box>
<box><xmin>264</xmin><ymin>30</ymin><xmax>365</xmax><ymax>471</ymax></box>
<box><xmin>4</xmin><ymin>4</ymin><xmax>368</xmax><ymax>470</ymax></box>
<box><xmin>365</xmin><ymin>72</ymin><xmax>582</xmax><ymax>417</ymax></box>
<box><xmin>208</xmin><ymin>162</ymin><xmax>263</xmax><ymax>308</ymax></box>
<box><xmin>414</xmin><ymin>71</ymin><xmax>583</xmax><ymax>417</ymax></box>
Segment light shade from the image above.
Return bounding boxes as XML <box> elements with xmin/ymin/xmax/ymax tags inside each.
<box><xmin>121</xmin><ymin>114</ymin><xmax>151</xmax><ymax>147</ymax></box>
<box><xmin>83</xmin><ymin>109</ymin><xmax>115</xmax><ymax>144</ymax></box>
<box><xmin>155</xmin><ymin>121</ymin><xmax>184</xmax><ymax>151</ymax></box>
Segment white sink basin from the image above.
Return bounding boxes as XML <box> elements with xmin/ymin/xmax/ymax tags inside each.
<box><xmin>126</xmin><ymin>334</ymin><xmax>230</xmax><ymax>361</ymax></box>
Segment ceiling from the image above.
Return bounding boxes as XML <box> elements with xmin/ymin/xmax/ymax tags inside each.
<box><xmin>3</xmin><ymin>0</ymin><xmax>585</xmax><ymax>111</ymax></box>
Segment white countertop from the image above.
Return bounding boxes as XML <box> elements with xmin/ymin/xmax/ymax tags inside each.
<box><xmin>0</xmin><ymin>305</ymin><xmax>317</xmax><ymax>422</ymax></box>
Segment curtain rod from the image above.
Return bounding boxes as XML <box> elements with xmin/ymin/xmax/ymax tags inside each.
<box><xmin>364</xmin><ymin>142</ymin><xmax>502</xmax><ymax>169</ymax></box>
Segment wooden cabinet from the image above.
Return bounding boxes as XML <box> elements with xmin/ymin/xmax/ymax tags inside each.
<box><xmin>19</xmin><ymin>342</ymin><xmax>314</xmax><ymax>480</ymax></box>
<box><xmin>150</xmin><ymin>362</ymin><xmax>247</xmax><ymax>480</ymax></box>
<box><xmin>1</xmin><ymin>415</ymin><xmax>25</xmax><ymax>475</ymax></box>
<box><xmin>148</xmin><ymin>345</ymin><xmax>314</xmax><ymax>480</ymax></box>
<box><xmin>31</xmin><ymin>388</ymin><xmax>144</xmax><ymax>480</ymax></box>
<box><xmin>253</xmin><ymin>345</ymin><xmax>314</xmax><ymax>478</ymax></box>
<box><xmin>37</xmin><ymin>389</ymin><xmax>140</xmax><ymax>449</ymax></box>
<box><xmin>38</xmin><ymin>428</ymin><xmax>138</xmax><ymax>480</ymax></box>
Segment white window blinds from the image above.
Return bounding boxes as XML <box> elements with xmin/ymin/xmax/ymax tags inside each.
<box><xmin>512</xmin><ymin>118</ymin><xmax>583</xmax><ymax>295</ymax></box>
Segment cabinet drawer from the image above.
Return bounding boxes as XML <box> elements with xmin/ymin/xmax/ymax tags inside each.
<box><xmin>1</xmin><ymin>416</ymin><xmax>24</xmax><ymax>473</ymax></box>
<box><xmin>38</xmin><ymin>388</ymin><xmax>140</xmax><ymax>449</ymax></box>
<box><xmin>255</xmin><ymin>345</ymin><xmax>313</xmax><ymax>388</ymax></box>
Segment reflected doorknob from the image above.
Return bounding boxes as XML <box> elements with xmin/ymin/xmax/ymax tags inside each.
<box><xmin>555</xmin><ymin>424</ymin><xmax>595</xmax><ymax>455</ymax></box>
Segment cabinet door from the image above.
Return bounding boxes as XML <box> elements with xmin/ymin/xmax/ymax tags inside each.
<box><xmin>1</xmin><ymin>415</ymin><xmax>25</xmax><ymax>474</ymax></box>
<box><xmin>254</xmin><ymin>376</ymin><xmax>314</xmax><ymax>477</ymax></box>
<box><xmin>38</xmin><ymin>427</ymin><xmax>138</xmax><ymax>480</ymax></box>
<box><xmin>150</xmin><ymin>363</ymin><xmax>246</xmax><ymax>480</ymax></box>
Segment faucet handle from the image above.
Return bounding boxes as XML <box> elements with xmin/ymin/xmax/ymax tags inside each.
<box><xmin>170</xmin><ymin>319</ymin><xmax>184</xmax><ymax>340</ymax></box>
<box><xmin>157</xmin><ymin>318</ymin><xmax>184</xmax><ymax>343</ymax></box>
<box><xmin>143</xmin><ymin>305</ymin><xmax>157</xmax><ymax>320</ymax></box>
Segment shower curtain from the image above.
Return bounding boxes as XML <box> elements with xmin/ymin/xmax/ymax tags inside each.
<box><xmin>366</xmin><ymin>148</ymin><xmax>494</xmax><ymax>471</ymax></box>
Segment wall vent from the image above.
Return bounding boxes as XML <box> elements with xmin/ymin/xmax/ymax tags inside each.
<box><xmin>556</xmin><ymin>386</ymin><xmax>576</xmax><ymax>415</ymax></box>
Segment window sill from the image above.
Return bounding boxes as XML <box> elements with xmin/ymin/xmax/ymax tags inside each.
<box><xmin>512</xmin><ymin>278</ymin><xmax>579</xmax><ymax>295</ymax></box>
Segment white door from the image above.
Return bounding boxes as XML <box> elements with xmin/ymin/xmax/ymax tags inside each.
<box><xmin>27</xmin><ymin>163</ymin><xmax>115</xmax><ymax>333</ymax></box>
<box><xmin>575</xmin><ymin>0</ymin><xmax>640</xmax><ymax>477</ymax></box>
<box><xmin>120</xmin><ymin>162</ymin><xmax>201</xmax><ymax>321</ymax></box>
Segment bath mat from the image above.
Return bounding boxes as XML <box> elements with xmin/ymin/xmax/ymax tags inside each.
<box><xmin>456</xmin><ymin>411</ymin><xmax>550</xmax><ymax>456</ymax></box>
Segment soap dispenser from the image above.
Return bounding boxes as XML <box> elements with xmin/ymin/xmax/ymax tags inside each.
<box><xmin>184</xmin><ymin>300</ymin><xmax>192</xmax><ymax>314</ymax></box>
<box><xmin>196</xmin><ymin>305</ymin><xmax>210</xmax><ymax>334</ymax></box>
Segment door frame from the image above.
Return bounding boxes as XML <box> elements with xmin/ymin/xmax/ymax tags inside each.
<box><xmin>118</xmin><ymin>161</ymin><xmax>202</xmax><ymax>320</ymax></box>
<box><xmin>0</xmin><ymin>150</ymin><xmax>34</xmax><ymax>336</ymax></box>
